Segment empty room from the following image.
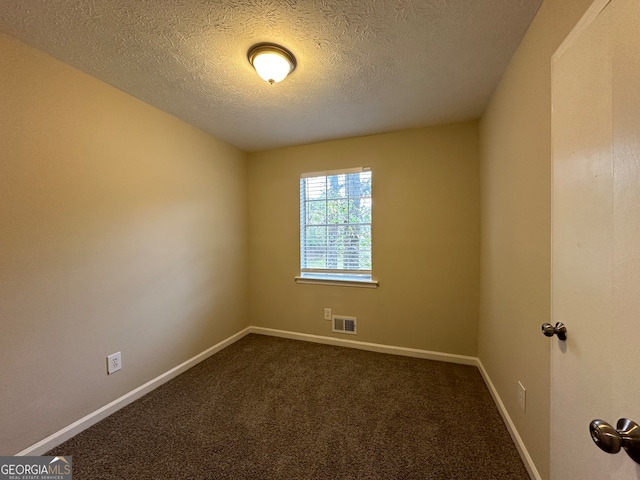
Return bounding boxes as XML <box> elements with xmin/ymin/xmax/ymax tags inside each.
<box><xmin>3</xmin><ymin>0</ymin><xmax>639</xmax><ymax>479</ymax></box>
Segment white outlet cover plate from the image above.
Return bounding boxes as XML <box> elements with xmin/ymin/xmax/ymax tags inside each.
<box><xmin>107</xmin><ymin>352</ymin><xmax>122</xmax><ymax>375</ymax></box>
<box><xmin>518</xmin><ymin>381</ymin><xmax>526</xmax><ymax>412</ymax></box>
<box><xmin>324</xmin><ymin>308</ymin><xmax>332</xmax><ymax>320</ymax></box>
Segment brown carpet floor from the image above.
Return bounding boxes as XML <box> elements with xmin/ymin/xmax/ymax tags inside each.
<box><xmin>47</xmin><ymin>334</ymin><xmax>530</xmax><ymax>479</ymax></box>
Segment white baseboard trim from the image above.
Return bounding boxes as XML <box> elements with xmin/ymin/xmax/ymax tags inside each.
<box><xmin>249</xmin><ymin>326</ymin><xmax>479</xmax><ymax>366</ymax></box>
<box><xmin>477</xmin><ymin>360</ymin><xmax>540</xmax><ymax>480</ymax></box>
<box><xmin>17</xmin><ymin>326</ymin><xmax>252</xmax><ymax>456</ymax></box>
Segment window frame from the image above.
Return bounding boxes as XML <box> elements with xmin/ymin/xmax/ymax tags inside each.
<box><xmin>295</xmin><ymin>167</ymin><xmax>378</xmax><ymax>288</ymax></box>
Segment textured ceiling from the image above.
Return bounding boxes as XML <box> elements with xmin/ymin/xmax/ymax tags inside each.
<box><xmin>0</xmin><ymin>0</ymin><xmax>541</xmax><ymax>152</ymax></box>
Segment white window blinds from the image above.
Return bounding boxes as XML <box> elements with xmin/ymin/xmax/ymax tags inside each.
<box><xmin>299</xmin><ymin>167</ymin><xmax>372</xmax><ymax>279</ymax></box>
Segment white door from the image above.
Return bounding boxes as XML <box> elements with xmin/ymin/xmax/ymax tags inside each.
<box><xmin>551</xmin><ymin>0</ymin><xmax>640</xmax><ymax>479</ymax></box>
<box><xmin>551</xmin><ymin>0</ymin><xmax>640</xmax><ymax>480</ymax></box>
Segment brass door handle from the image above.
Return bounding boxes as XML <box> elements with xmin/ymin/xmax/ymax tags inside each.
<box><xmin>541</xmin><ymin>322</ymin><xmax>567</xmax><ymax>341</ymax></box>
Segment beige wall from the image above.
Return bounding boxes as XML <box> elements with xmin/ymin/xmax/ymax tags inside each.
<box><xmin>0</xmin><ymin>34</ymin><xmax>248</xmax><ymax>454</ymax></box>
<box><xmin>248</xmin><ymin>123</ymin><xmax>479</xmax><ymax>355</ymax></box>
<box><xmin>478</xmin><ymin>1</ymin><xmax>593</xmax><ymax>478</ymax></box>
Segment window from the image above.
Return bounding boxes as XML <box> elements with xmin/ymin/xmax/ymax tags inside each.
<box><xmin>296</xmin><ymin>167</ymin><xmax>377</xmax><ymax>287</ymax></box>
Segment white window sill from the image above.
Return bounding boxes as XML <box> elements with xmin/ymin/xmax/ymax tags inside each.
<box><xmin>294</xmin><ymin>275</ymin><xmax>379</xmax><ymax>288</ymax></box>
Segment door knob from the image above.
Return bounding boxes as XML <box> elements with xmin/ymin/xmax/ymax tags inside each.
<box><xmin>589</xmin><ymin>418</ymin><xmax>640</xmax><ymax>464</ymax></box>
<box><xmin>541</xmin><ymin>322</ymin><xmax>567</xmax><ymax>341</ymax></box>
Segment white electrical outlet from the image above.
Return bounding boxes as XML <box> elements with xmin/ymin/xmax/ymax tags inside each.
<box><xmin>324</xmin><ymin>308</ymin><xmax>332</xmax><ymax>320</ymax></box>
<box><xmin>107</xmin><ymin>352</ymin><xmax>122</xmax><ymax>375</ymax></box>
<box><xmin>518</xmin><ymin>381</ymin><xmax>526</xmax><ymax>412</ymax></box>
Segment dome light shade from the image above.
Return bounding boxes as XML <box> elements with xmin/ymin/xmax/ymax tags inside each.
<box><xmin>248</xmin><ymin>44</ymin><xmax>296</xmax><ymax>84</ymax></box>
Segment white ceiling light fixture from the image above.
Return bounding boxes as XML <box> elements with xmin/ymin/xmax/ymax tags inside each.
<box><xmin>248</xmin><ymin>43</ymin><xmax>297</xmax><ymax>85</ymax></box>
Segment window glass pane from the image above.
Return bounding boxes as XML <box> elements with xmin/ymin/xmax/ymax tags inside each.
<box><xmin>326</xmin><ymin>175</ymin><xmax>346</xmax><ymax>199</ymax></box>
<box><xmin>358</xmin><ymin>225</ymin><xmax>372</xmax><ymax>269</ymax></box>
<box><xmin>327</xmin><ymin>199</ymin><xmax>348</xmax><ymax>224</ymax></box>
<box><xmin>348</xmin><ymin>198</ymin><xmax>371</xmax><ymax>224</ymax></box>
<box><xmin>306</xmin><ymin>200</ymin><xmax>326</xmax><ymax>225</ymax></box>
<box><xmin>304</xmin><ymin>226</ymin><xmax>327</xmax><ymax>269</ymax></box>
<box><xmin>342</xmin><ymin>225</ymin><xmax>362</xmax><ymax>270</ymax></box>
<box><xmin>346</xmin><ymin>173</ymin><xmax>365</xmax><ymax>197</ymax></box>
<box><xmin>305</xmin><ymin>176</ymin><xmax>326</xmax><ymax>200</ymax></box>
